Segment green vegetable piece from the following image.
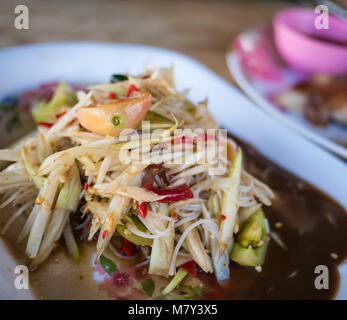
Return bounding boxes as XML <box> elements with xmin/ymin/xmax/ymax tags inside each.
<box><xmin>238</xmin><ymin>209</ymin><xmax>264</xmax><ymax>247</ymax></box>
<box><xmin>219</xmin><ymin>148</ymin><xmax>242</xmax><ymax>246</ymax></box>
<box><xmin>154</xmin><ymin>291</ymin><xmax>167</xmax><ymax>300</ymax></box>
<box><xmin>110</xmin><ymin>74</ymin><xmax>128</xmax><ymax>83</ymax></box>
<box><xmin>20</xmin><ymin>146</ymin><xmax>44</xmax><ymax>190</ymax></box>
<box><xmin>144</xmin><ymin>111</ymin><xmax>173</xmax><ymax>130</ymax></box>
<box><xmin>32</xmin><ymin>82</ymin><xmax>77</xmax><ymax>123</ymax></box>
<box><xmin>111</xmin><ymin>114</ymin><xmax>125</xmax><ymax>128</ymax></box>
<box><xmin>145</xmin><ymin>111</ymin><xmax>172</xmax><ymax>123</ymax></box>
<box><xmin>230</xmin><ymin>239</ymin><xmax>268</xmax><ymax>267</ymax></box>
<box><xmin>170</xmin><ymin>285</ymin><xmax>208</xmax><ymax>300</ymax></box>
<box><xmin>116</xmin><ymin>224</ymin><xmax>153</xmax><ymax>246</ymax></box>
<box><xmin>124</xmin><ymin>214</ymin><xmax>147</xmax><ymax>232</ymax></box>
<box><xmin>230</xmin><ymin>209</ymin><xmax>269</xmax><ymax>267</ymax></box>
<box><xmin>63</xmin><ymin>222</ymin><xmax>81</xmax><ymax>264</ymax></box>
<box><xmin>56</xmin><ymin>164</ymin><xmax>82</xmax><ymax>212</ymax></box>
<box><xmin>162</xmin><ymin>267</ymin><xmax>188</xmax><ymax>295</ymax></box>
<box><xmin>141</xmin><ymin>278</ymin><xmax>155</xmax><ymax>297</ymax></box>
<box><xmin>99</xmin><ymin>254</ymin><xmax>118</xmax><ymax>276</ymax></box>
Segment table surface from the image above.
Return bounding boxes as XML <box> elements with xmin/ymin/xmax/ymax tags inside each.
<box><xmin>0</xmin><ymin>0</ymin><xmax>290</xmax><ymax>82</ymax></box>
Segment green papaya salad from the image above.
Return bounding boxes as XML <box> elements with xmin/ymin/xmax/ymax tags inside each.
<box><xmin>0</xmin><ymin>67</ymin><xmax>274</xmax><ymax>296</ymax></box>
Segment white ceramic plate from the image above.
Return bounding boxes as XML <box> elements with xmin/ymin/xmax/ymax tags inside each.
<box><xmin>0</xmin><ymin>42</ymin><xmax>347</xmax><ymax>299</ymax></box>
<box><xmin>226</xmin><ymin>52</ymin><xmax>347</xmax><ymax>160</ymax></box>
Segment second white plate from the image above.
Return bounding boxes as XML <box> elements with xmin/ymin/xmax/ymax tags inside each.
<box><xmin>227</xmin><ymin>52</ymin><xmax>347</xmax><ymax>160</ymax></box>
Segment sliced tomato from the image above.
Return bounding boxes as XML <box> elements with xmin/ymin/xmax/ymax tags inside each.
<box><xmin>77</xmin><ymin>91</ymin><xmax>151</xmax><ymax>136</ymax></box>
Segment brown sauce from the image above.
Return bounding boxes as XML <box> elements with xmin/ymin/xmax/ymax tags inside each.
<box><xmin>1</xmin><ymin>136</ymin><xmax>347</xmax><ymax>299</ymax></box>
<box><xmin>201</xmin><ymin>136</ymin><xmax>347</xmax><ymax>299</ymax></box>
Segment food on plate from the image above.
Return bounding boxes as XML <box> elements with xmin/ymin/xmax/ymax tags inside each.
<box><xmin>0</xmin><ymin>68</ymin><xmax>275</xmax><ymax>296</ymax></box>
<box><xmin>1</xmin><ymin>67</ymin><xmax>346</xmax><ymax>300</ymax></box>
<box><xmin>275</xmin><ymin>74</ymin><xmax>347</xmax><ymax>127</ymax></box>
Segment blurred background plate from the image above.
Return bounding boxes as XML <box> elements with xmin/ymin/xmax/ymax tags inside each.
<box><xmin>227</xmin><ymin>27</ymin><xmax>347</xmax><ymax>159</ymax></box>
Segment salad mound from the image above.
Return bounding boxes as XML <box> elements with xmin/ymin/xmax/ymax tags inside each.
<box><xmin>0</xmin><ymin>67</ymin><xmax>274</xmax><ymax>294</ymax></box>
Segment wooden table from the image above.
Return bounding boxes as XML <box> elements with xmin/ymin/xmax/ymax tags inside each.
<box><xmin>0</xmin><ymin>0</ymin><xmax>290</xmax><ymax>82</ymax></box>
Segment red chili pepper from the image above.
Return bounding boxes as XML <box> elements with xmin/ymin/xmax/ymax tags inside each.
<box><xmin>143</xmin><ymin>163</ymin><xmax>169</xmax><ymax>187</ymax></box>
<box><xmin>136</xmin><ymin>201</ymin><xmax>147</xmax><ymax>218</ymax></box>
<box><xmin>56</xmin><ymin>110</ymin><xmax>67</xmax><ymax>119</ymax></box>
<box><xmin>126</xmin><ymin>84</ymin><xmax>139</xmax><ymax>97</ymax></box>
<box><xmin>144</xmin><ymin>184</ymin><xmax>194</xmax><ymax>203</ymax></box>
<box><xmin>171</xmin><ymin>136</ymin><xmax>194</xmax><ymax>145</ymax></box>
<box><xmin>122</xmin><ymin>238</ymin><xmax>136</xmax><ymax>257</ymax></box>
<box><xmin>102</xmin><ymin>230</ymin><xmax>109</xmax><ymax>240</ymax></box>
<box><xmin>181</xmin><ymin>260</ymin><xmax>197</xmax><ymax>276</ymax></box>
<box><xmin>171</xmin><ymin>134</ymin><xmax>217</xmax><ymax>145</ymax></box>
<box><xmin>196</xmin><ymin>133</ymin><xmax>217</xmax><ymax>143</ymax></box>
<box><xmin>37</xmin><ymin>122</ymin><xmax>53</xmax><ymax>128</ymax></box>
<box><xmin>220</xmin><ymin>214</ymin><xmax>226</xmax><ymax>221</ymax></box>
<box><xmin>83</xmin><ymin>182</ymin><xmax>89</xmax><ymax>190</ymax></box>
<box><xmin>108</xmin><ymin>92</ymin><xmax>117</xmax><ymax>99</ymax></box>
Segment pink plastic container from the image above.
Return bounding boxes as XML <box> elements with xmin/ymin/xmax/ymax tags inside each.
<box><xmin>273</xmin><ymin>7</ymin><xmax>347</xmax><ymax>75</ymax></box>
